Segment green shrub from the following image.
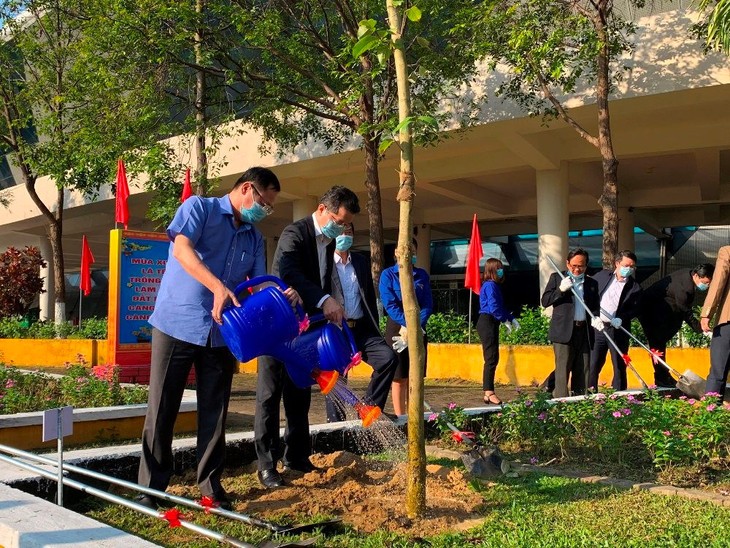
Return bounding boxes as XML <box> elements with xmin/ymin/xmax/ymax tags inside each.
<box><xmin>0</xmin><ymin>362</ymin><xmax>147</xmax><ymax>414</ymax></box>
<box><xmin>0</xmin><ymin>317</ymin><xmax>107</xmax><ymax>339</ymax></box>
<box><xmin>488</xmin><ymin>390</ymin><xmax>730</xmax><ymax>470</ymax></box>
<box><xmin>500</xmin><ymin>305</ymin><xmax>550</xmax><ymax>345</ymax></box>
<box><xmin>425</xmin><ymin>311</ymin><xmax>478</xmax><ymax>343</ymax></box>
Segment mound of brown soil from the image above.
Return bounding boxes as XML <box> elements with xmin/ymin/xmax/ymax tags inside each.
<box><xmin>232</xmin><ymin>451</ymin><xmax>485</xmax><ymax>537</ymax></box>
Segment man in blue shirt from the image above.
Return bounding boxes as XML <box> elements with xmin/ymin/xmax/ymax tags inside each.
<box><xmin>137</xmin><ymin>166</ymin><xmax>300</xmax><ymax>510</ymax></box>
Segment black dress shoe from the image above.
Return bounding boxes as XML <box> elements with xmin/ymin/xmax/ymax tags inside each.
<box><xmin>257</xmin><ymin>469</ymin><xmax>285</xmax><ymax>488</ymax></box>
<box><xmin>283</xmin><ymin>460</ymin><xmax>320</xmax><ymax>473</ymax></box>
<box><xmin>135</xmin><ymin>494</ymin><xmax>164</xmax><ymax>510</ymax></box>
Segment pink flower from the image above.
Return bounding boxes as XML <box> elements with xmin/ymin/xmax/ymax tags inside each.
<box><xmin>705</xmin><ymin>392</ymin><xmax>721</xmax><ymax>397</ymax></box>
<box><xmin>530</xmin><ymin>457</ymin><xmax>539</xmax><ymax>465</ymax></box>
<box><xmin>706</xmin><ymin>404</ymin><xmax>717</xmax><ymax>412</ymax></box>
<box><xmin>5</xmin><ymin>380</ymin><xmax>15</xmax><ymax>389</ymax></box>
<box><xmin>679</xmin><ymin>396</ymin><xmax>687</xmax><ymax>401</ymax></box>
<box><xmin>621</xmin><ymin>408</ymin><xmax>631</xmax><ymax>416</ymax></box>
<box><xmin>687</xmin><ymin>433</ymin><xmax>694</xmax><ymax>440</ymax></box>
<box><xmin>524</xmin><ymin>400</ymin><xmax>533</xmax><ymax>407</ymax></box>
<box><xmin>537</xmin><ymin>412</ymin><xmax>547</xmax><ymax>421</ymax></box>
<box><xmin>648</xmin><ymin>384</ymin><xmax>657</xmax><ymax>390</ymax></box>
<box><xmin>448</xmin><ymin>402</ymin><xmax>457</xmax><ymax>410</ymax></box>
<box><xmin>687</xmin><ymin>399</ymin><xmax>696</xmax><ymax>405</ymax></box>
<box><xmin>428</xmin><ymin>413</ymin><xmax>439</xmax><ymax>422</ymax></box>
<box><xmin>612</xmin><ymin>411</ymin><xmax>622</xmax><ymax>418</ymax></box>
<box><xmin>663</xmin><ymin>430</ymin><xmax>671</xmax><ymax>436</ymax></box>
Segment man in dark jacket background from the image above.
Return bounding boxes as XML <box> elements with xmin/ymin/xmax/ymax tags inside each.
<box><xmin>541</xmin><ymin>248</ymin><xmax>601</xmax><ymax>398</ymax></box>
<box><xmin>588</xmin><ymin>250</ymin><xmax>643</xmax><ymax>391</ymax></box>
<box><xmin>639</xmin><ymin>263</ymin><xmax>714</xmax><ymax>387</ymax></box>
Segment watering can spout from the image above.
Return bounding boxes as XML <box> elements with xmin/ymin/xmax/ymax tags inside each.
<box><xmin>313</xmin><ymin>369</ymin><xmax>339</xmax><ymax>395</ymax></box>
<box><xmin>354</xmin><ymin>402</ymin><xmax>381</xmax><ymax>428</ymax></box>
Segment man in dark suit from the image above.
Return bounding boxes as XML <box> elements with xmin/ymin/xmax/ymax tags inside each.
<box><xmin>639</xmin><ymin>263</ymin><xmax>714</xmax><ymax>387</ymax></box>
<box><xmin>587</xmin><ymin>250</ymin><xmax>643</xmax><ymax>391</ymax></box>
<box><xmin>326</xmin><ymin>222</ymin><xmax>397</xmax><ymax>422</ymax></box>
<box><xmin>254</xmin><ymin>186</ymin><xmax>360</xmax><ymax>488</ymax></box>
<box><xmin>541</xmin><ymin>248</ymin><xmax>601</xmax><ymax>398</ymax></box>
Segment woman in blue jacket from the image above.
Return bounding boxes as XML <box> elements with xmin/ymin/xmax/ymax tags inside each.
<box><xmin>379</xmin><ymin>241</ymin><xmax>434</xmax><ymax>416</ymax></box>
<box><xmin>477</xmin><ymin>258</ymin><xmax>519</xmax><ymax>405</ymax></box>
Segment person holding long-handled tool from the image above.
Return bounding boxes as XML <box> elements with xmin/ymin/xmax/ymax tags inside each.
<box><xmin>701</xmin><ymin>246</ymin><xmax>730</xmax><ymax>402</ymax></box>
<box><xmin>541</xmin><ymin>248</ymin><xmax>601</xmax><ymax>398</ymax></box>
<box><xmin>587</xmin><ymin>250</ymin><xmax>643</xmax><ymax>392</ymax></box>
<box><xmin>638</xmin><ymin>263</ymin><xmax>714</xmax><ymax>387</ymax></box>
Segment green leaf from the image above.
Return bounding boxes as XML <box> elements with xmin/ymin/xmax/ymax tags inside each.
<box><xmin>378</xmin><ymin>138</ymin><xmax>395</xmax><ymax>155</ymax></box>
<box><xmin>416</xmin><ymin>36</ymin><xmax>430</xmax><ymax>48</ymax></box>
<box><xmin>357</xmin><ymin>19</ymin><xmax>377</xmax><ymax>39</ymax></box>
<box><xmin>405</xmin><ymin>6</ymin><xmax>422</xmax><ymax>22</ymax></box>
<box><xmin>352</xmin><ymin>34</ymin><xmax>380</xmax><ymax>58</ymax></box>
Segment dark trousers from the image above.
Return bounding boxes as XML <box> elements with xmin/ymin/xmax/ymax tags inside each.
<box><xmin>476</xmin><ymin>314</ymin><xmax>500</xmax><ymax>391</ymax></box>
<box><xmin>588</xmin><ymin>325</ymin><xmax>629</xmax><ymax>391</ymax></box>
<box><xmin>641</xmin><ymin>321</ymin><xmax>677</xmax><ymax>385</ymax></box>
<box><xmin>326</xmin><ymin>320</ymin><xmax>398</xmax><ymax>422</ymax></box>
<box><xmin>138</xmin><ymin>328</ymin><xmax>235</xmax><ymax>498</ymax></box>
<box><xmin>706</xmin><ymin>322</ymin><xmax>730</xmax><ymax>401</ymax></box>
<box><xmin>552</xmin><ymin>324</ymin><xmax>589</xmax><ymax>398</ymax></box>
<box><xmin>254</xmin><ymin>355</ymin><xmax>312</xmax><ymax>471</ymax></box>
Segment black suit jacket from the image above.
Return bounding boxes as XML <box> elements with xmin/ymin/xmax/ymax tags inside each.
<box><xmin>340</xmin><ymin>251</ymin><xmax>380</xmax><ymax>335</ymax></box>
<box><xmin>272</xmin><ymin>216</ymin><xmax>334</xmax><ymax>315</ymax></box>
<box><xmin>639</xmin><ymin>268</ymin><xmax>702</xmax><ymax>342</ymax></box>
<box><xmin>592</xmin><ymin>269</ymin><xmax>642</xmax><ymax>325</ymax></box>
<box><xmin>541</xmin><ymin>272</ymin><xmax>600</xmax><ymax>345</ymax></box>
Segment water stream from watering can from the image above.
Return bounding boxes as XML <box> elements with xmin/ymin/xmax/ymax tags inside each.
<box><xmin>324</xmin><ymin>379</ymin><xmax>406</xmax><ymax>459</ymax></box>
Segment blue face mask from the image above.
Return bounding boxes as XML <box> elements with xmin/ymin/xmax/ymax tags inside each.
<box><xmin>570</xmin><ymin>272</ymin><xmax>585</xmax><ymax>281</ymax></box>
<box><xmin>240</xmin><ymin>201</ymin><xmax>267</xmax><ymax>224</ymax></box>
<box><xmin>321</xmin><ymin>219</ymin><xmax>345</xmax><ymax>239</ymax></box>
<box><xmin>411</xmin><ymin>256</ymin><xmax>417</xmax><ymax>265</ymax></box>
<box><xmin>697</xmin><ymin>281</ymin><xmax>710</xmax><ymax>292</ymax></box>
<box><xmin>335</xmin><ymin>235</ymin><xmax>353</xmax><ymax>251</ymax></box>
<box><xmin>496</xmin><ymin>268</ymin><xmax>504</xmax><ymax>279</ymax></box>
<box><xmin>619</xmin><ymin>266</ymin><xmax>635</xmax><ymax>278</ymax></box>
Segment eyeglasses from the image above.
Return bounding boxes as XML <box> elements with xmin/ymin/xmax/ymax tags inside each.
<box><xmin>251</xmin><ymin>185</ymin><xmax>274</xmax><ymax>216</ymax></box>
<box><xmin>327</xmin><ymin>209</ymin><xmax>347</xmax><ymax>227</ymax></box>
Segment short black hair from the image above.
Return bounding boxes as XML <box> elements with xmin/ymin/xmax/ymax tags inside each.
<box><xmin>233</xmin><ymin>166</ymin><xmax>281</xmax><ymax>192</ymax></box>
<box><xmin>567</xmin><ymin>247</ymin><xmax>589</xmax><ymax>262</ymax></box>
<box><xmin>321</xmin><ymin>185</ymin><xmax>360</xmax><ymax>214</ymax></box>
<box><xmin>614</xmin><ymin>250</ymin><xmax>637</xmax><ymax>263</ymax></box>
<box><xmin>692</xmin><ymin>263</ymin><xmax>715</xmax><ymax>279</ymax></box>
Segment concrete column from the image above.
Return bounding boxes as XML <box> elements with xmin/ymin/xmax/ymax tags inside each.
<box><xmin>292</xmin><ymin>196</ymin><xmax>318</xmax><ymax>221</ymax></box>
<box><xmin>618</xmin><ymin>207</ymin><xmax>635</xmax><ymax>253</ymax></box>
<box><xmin>266</xmin><ymin>236</ymin><xmax>279</xmax><ymax>274</ymax></box>
<box><xmin>414</xmin><ymin>224</ymin><xmax>431</xmax><ymax>273</ymax></box>
<box><xmin>38</xmin><ymin>236</ymin><xmax>54</xmax><ymax>321</ymax></box>
<box><xmin>536</xmin><ymin>165</ymin><xmax>569</xmax><ymax>297</ymax></box>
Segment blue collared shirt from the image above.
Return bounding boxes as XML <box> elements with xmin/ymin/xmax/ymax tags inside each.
<box><xmin>149</xmin><ymin>195</ymin><xmax>266</xmax><ymax>347</ymax></box>
<box><xmin>379</xmin><ymin>264</ymin><xmax>433</xmax><ymax>327</ymax></box>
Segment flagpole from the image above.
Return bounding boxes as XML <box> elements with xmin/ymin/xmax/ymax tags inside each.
<box><xmin>78</xmin><ymin>290</ymin><xmax>83</xmax><ymax>331</ymax></box>
<box><xmin>468</xmin><ymin>291</ymin><xmax>472</xmax><ymax>344</ymax></box>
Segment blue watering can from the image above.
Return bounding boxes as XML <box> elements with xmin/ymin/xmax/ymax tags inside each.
<box><xmin>270</xmin><ymin>313</ymin><xmax>361</xmax><ymax>394</ymax></box>
<box><xmin>219</xmin><ymin>275</ymin><xmax>306</xmax><ymax>362</ymax></box>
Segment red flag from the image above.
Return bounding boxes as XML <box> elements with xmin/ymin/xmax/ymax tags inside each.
<box><xmin>80</xmin><ymin>235</ymin><xmax>95</xmax><ymax>297</ymax></box>
<box><xmin>464</xmin><ymin>214</ymin><xmax>483</xmax><ymax>295</ymax></box>
<box><xmin>115</xmin><ymin>158</ymin><xmax>130</xmax><ymax>228</ymax></box>
<box><xmin>181</xmin><ymin>167</ymin><xmax>193</xmax><ymax>202</ymax></box>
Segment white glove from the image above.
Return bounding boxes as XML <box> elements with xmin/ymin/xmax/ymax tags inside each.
<box><xmin>392</xmin><ymin>336</ymin><xmax>408</xmax><ymax>353</ymax></box>
<box><xmin>610</xmin><ymin>317</ymin><xmax>622</xmax><ymax>329</ymax></box>
<box><xmin>703</xmin><ymin>331</ymin><xmax>713</xmax><ymax>339</ymax></box>
<box><xmin>503</xmin><ymin>321</ymin><xmax>513</xmax><ymax>333</ymax></box>
<box><xmin>591</xmin><ymin>317</ymin><xmax>605</xmax><ymax>332</ymax></box>
<box><xmin>511</xmin><ymin>319</ymin><xmax>521</xmax><ymax>331</ymax></box>
<box><xmin>399</xmin><ymin>325</ymin><xmax>407</xmax><ymax>338</ymax></box>
<box><xmin>559</xmin><ymin>277</ymin><xmax>574</xmax><ymax>292</ymax></box>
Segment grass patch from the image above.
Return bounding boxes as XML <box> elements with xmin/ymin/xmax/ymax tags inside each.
<box><xmin>82</xmin><ymin>469</ymin><xmax>730</xmax><ymax>547</ymax></box>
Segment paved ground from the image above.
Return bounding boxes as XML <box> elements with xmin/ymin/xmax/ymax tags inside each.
<box><xmin>225</xmin><ymin>373</ymin><xmax>531</xmax><ymax>431</ymax></box>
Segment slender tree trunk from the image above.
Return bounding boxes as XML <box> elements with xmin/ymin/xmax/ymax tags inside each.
<box><xmin>386</xmin><ymin>0</ymin><xmax>426</xmax><ymax>518</ymax></box>
<box><xmin>194</xmin><ymin>0</ymin><xmax>208</xmax><ymax>192</ymax></box>
<box><xmin>595</xmin><ymin>8</ymin><xmax>619</xmax><ymax>269</ymax></box>
<box><xmin>363</xmin><ymin>133</ymin><xmax>385</xmax><ymax>303</ymax></box>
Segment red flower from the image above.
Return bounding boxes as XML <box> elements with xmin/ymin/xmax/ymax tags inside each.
<box><xmin>649</xmin><ymin>348</ymin><xmax>664</xmax><ymax>365</ymax></box>
<box><xmin>162</xmin><ymin>508</ymin><xmax>184</xmax><ymax>527</ymax></box>
<box><xmin>621</xmin><ymin>354</ymin><xmax>632</xmax><ymax>366</ymax></box>
<box><xmin>199</xmin><ymin>496</ymin><xmax>218</xmax><ymax>514</ymax></box>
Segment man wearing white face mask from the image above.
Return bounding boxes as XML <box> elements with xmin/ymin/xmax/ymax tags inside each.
<box><xmin>138</xmin><ymin>167</ymin><xmax>299</xmax><ymax>510</ymax></box>
<box><xmin>587</xmin><ymin>250</ymin><xmax>643</xmax><ymax>391</ymax></box>
<box><xmin>639</xmin><ymin>263</ymin><xmax>715</xmax><ymax>387</ymax></box>
<box><xmin>254</xmin><ymin>186</ymin><xmax>360</xmax><ymax>489</ymax></box>
<box><xmin>325</xmin><ymin>222</ymin><xmax>397</xmax><ymax>421</ymax></box>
